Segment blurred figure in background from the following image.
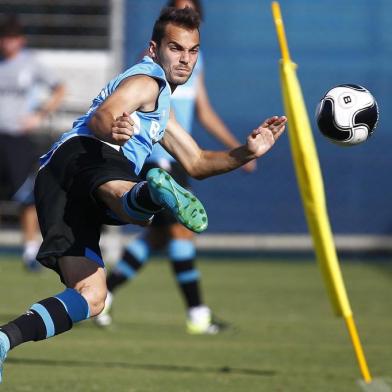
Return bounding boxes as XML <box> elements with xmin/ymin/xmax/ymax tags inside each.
<box><xmin>0</xmin><ymin>15</ymin><xmax>65</xmax><ymax>271</ymax></box>
<box><xmin>95</xmin><ymin>0</ymin><xmax>256</xmax><ymax>334</ymax></box>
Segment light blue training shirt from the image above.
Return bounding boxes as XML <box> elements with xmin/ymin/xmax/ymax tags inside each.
<box><xmin>40</xmin><ymin>56</ymin><xmax>171</xmax><ymax>175</ymax></box>
<box><xmin>147</xmin><ymin>52</ymin><xmax>203</xmax><ymax>164</ymax></box>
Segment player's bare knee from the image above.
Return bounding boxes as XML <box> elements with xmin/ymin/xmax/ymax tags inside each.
<box><xmin>81</xmin><ymin>287</ymin><xmax>107</xmax><ymax>317</ymax></box>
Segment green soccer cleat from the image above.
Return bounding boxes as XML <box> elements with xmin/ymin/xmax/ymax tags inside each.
<box><xmin>146</xmin><ymin>168</ymin><xmax>208</xmax><ymax>233</ymax></box>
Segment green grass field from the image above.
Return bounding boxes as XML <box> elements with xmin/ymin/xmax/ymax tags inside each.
<box><xmin>0</xmin><ymin>255</ymin><xmax>391</xmax><ymax>391</ymax></box>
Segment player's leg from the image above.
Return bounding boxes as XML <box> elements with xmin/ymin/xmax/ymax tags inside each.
<box><xmin>0</xmin><ymin>140</ymin><xmax>112</xmax><ymax>384</ymax></box>
<box><xmin>0</xmin><ymin>256</ymin><xmax>106</xmax><ymax>383</ymax></box>
<box><xmin>96</xmin><ymin>168</ymin><xmax>208</xmax><ymax>234</ymax></box>
<box><xmin>168</xmin><ymin>223</ymin><xmax>201</xmax><ymax>307</ymax></box>
<box><xmin>168</xmin><ymin>223</ymin><xmax>227</xmax><ymax>334</ymax></box>
<box><xmin>0</xmin><ymin>139</ymin><xmax>121</xmax><ymax>382</ymax></box>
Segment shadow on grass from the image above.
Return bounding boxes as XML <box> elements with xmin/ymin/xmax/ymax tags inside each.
<box><xmin>7</xmin><ymin>357</ymin><xmax>276</xmax><ymax>377</ymax></box>
<box><xmin>83</xmin><ymin>320</ymin><xmax>241</xmax><ymax>335</ymax></box>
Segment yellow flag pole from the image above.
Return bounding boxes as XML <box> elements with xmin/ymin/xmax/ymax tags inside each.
<box><xmin>271</xmin><ymin>1</ymin><xmax>372</xmax><ymax>383</ymax></box>
<box><xmin>271</xmin><ymin>1</ymin><xmax>291</xmax><ymax>62</ymax></box>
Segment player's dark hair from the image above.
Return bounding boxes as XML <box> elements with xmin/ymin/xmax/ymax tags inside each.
<box><xmin>166</xmin><ymin>0</ymin><xmax>204</xmax><ymax>21</ymax></box>
<box><xmin>151</xmin><ymin>7</ymin><xmax>200</xmax><ymax>46</ymax></box>
<box><xmin>0</xmin><ymin>14</ymin><xmax>24</xmax><ymax>37</ymax></box>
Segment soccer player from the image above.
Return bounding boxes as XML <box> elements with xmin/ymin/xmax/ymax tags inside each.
<box><xmin>95</xmin><ymin>0</ymin><xmax>256</xmax><ymax>334</ymax></box>
<box><xmin>0</xmin><ymin>15</ymin><xmax>65</xmax><ymax>271</ymax></box>
<box><xmin>0</xmin><ymin>7</ymin><xmax>286</xmax><ymax>382</ymax></box>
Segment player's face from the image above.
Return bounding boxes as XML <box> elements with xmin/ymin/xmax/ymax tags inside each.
<box><xmin>150</xmin><ymin>23</ymin><xmax>199</xmax><ymax>87</ymax></box>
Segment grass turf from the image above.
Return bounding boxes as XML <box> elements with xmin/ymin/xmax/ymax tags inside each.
<box><xmin>0</xmin><ymin>256</ymin><xmax>391</xmax><ymax>391</ymax></box>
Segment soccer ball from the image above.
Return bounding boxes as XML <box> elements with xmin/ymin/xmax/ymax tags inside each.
<box><xmin>315</xmin><ymin>84</ymin><xmax>379</xmax><ymax>146</ymax></box>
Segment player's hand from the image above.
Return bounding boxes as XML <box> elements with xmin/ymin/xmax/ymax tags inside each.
<box><xmin>111</xmin><ymin>112</ymin><xmax>134</xmax><ymax>145</ymax></box>
<box><xmin>246</xmin><ymin>116</ymin><xmax>287</xmax><ymax>158</ymax></box>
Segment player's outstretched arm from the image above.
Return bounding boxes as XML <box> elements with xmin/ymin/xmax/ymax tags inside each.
<box><xmin>161</xmin><ymin>113</ymin><xmax>286</xmax><ymax>180</ymax></box>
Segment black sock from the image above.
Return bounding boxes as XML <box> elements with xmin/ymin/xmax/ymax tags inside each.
<box><xmin>0</xmin><ymin>297</ymin><xmax>72</xmax><ymax>349</ymax></box>
<box><xmin>179</xmin><ymin>281</ymin><xmax>202</xmax><ymax>308</ymax></box>
<box><xmin>130</xmin><ymin>182</ymin><xmax>162</xmax><ymax>212</ymax></box>
<box><xmin>171</xmin><ymin>259</ymin><xmax>202</xmax><ymax>308</ymax></box>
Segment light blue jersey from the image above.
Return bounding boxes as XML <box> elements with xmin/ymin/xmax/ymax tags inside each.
<box><xmin>40</xmin><ymin>56</ymin><xmax>171</xmax><ymax>174</ymax></box>
<box><xmin>147</xmin><ymin>52</ymin><xmax>204</xmax><ymax>164</ymax></box>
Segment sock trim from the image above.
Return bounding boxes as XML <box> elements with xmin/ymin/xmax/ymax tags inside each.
<box><xmin>55</xmin><ymin>289</ymin><xmax>90</xmax><ymax>323</ymax></box>
<box><xmin>177</xmin><ymin>269</ymin><xmax>200</xmax><ymax>283</ymax></box>
<box><xmin>169</xmin><ymin>239</ymin><xmax>196</xmax><ymax>261</ymax></box>
<box><xmin>30</xmin><ymin>304</ymin><xmax>55</xmax><ymax>338</ymax></box>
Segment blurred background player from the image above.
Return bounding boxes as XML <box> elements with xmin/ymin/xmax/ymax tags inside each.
<box><xmin>95</xmin><ymin>0</ymin><xmax>256</xmax><ymax>334</ymax></box>
<box><xmin>0</xmin><ymin>15</ymin><xmax>65</xmax><ymax>271</ymax></box>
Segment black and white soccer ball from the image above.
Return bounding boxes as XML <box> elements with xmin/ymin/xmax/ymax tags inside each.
<box><xmin>315</xmin><ymin>84</ymin><xmax>379</xmax><ymax>146</ymax></box>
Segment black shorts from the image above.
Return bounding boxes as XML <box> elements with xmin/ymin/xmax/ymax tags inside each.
<box><xmin>0</xmin><ymin>134</ymin><xmax>38</xmax><ymax>205</ymax></box>
<box><xmin>140</xmin><ymin>161</ymin><xmax>190</xmax><ymax>227</ymax></box>
<box><xmin>35</xmin><ymin>136</ymin><xmax>138</xmax><ymax>276</ymax></box>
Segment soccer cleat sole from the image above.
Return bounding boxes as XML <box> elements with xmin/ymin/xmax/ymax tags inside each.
<box><xmin>147</xmin><ymin>168</ymin><xmax>208</xmax><ymax>233</ymax></box>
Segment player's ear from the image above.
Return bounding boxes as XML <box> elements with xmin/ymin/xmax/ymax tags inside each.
<box><xmin>149</xmin><ymin>40</ymin><xmax>158</xmax><ymax>59</ymax></box>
